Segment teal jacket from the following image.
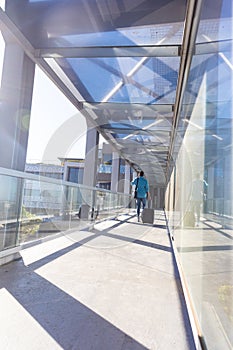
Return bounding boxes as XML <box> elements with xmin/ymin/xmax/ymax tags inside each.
<box><xmin>131</xmin><ymin>176</ymin><xmax>149</xmax><ymax>198</ymax></box>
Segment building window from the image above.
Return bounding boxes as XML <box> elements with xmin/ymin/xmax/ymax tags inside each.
<box><xmin>68</xmin><ymin>167</ymin><xmax>84</xmax><ymax>184</ymax></box>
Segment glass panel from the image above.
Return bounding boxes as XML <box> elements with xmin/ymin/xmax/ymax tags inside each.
<box><xmin>6</xmin><ymin>0</ymin><xmax>186</xmax><ymax>48</ymax></box>
<box><xmin>0</xmin><ymin>32</ymin><xmax>5</xmax><ymax>83</ymax></box>
<box><xmin>166</xmin><ymin>1</ymin><xmax>233</xmax><ymax>348</ymax></box>
<box><xmin>0</xmin><ymin>175</ymin><xmax>22</xmax><ymax>250</ymax></box>
<box><xmin>58</xmin><ymin>23</ymin><xmax>184</xmax><ymax>47</ymax></box>
<box><xmin>57</xmin><ymin>56</ymin><xmax>180</xmax><ymax>104</ymax></box>
<box><xmin>197</xmin><ymin>1</ymin><xmax>232</xmax><ymax>43</ymax></box>
<box><xmin>0</xmin><ymin>169</ymin><xmax>131</xmax><ymax>248</ymax></box>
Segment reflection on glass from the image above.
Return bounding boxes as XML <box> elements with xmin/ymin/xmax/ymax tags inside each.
<box><xmin>0</xmin><ymin>175</ymin><xmax>22</xmax><ymax>249</ymax></box>
<box><xmin>0</xmin><ymin>171</ymin><xmax>131</xmax><ymax>247</ymax></box>
<box><xmin>0</xmin><ymin>32</ymin><xmax>5</xmax><ymax>83</ymax></box>
<box><xmin>166</xmin><ymin>2</ymin><xmax>233</xmax><ymax>348</ymax></box>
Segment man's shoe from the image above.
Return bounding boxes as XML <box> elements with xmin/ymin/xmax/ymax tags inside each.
<box><xmin>137</xmin><ymin>216</ymin><xmax>140</xmax><ymax>222</ymax></box>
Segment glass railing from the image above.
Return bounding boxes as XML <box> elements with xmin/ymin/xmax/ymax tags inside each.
<box><xmin>0</xmin><ymin>167</ymin><xmax>131</xmax><ymax>250</ymax></box>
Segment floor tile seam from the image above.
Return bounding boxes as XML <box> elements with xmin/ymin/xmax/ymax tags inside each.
<box><xmin>61</xmin><ymin>227</ymin><xmax>173</xmax><ymax>261</ymax></box>
<box><xmin>38</xmin><ymin>246</ymin><xmax>175</xmax><ymax>281</ymax></box>
<box><xmin>18</xmin><ymin>225</ymin><xmax>171</xmax><ymax>271</ymax></box>
<box><xmin>72</xmin><ymin>224</ymin><xmax>167</xmax><ymax>245</ymax></box>
<box><xmin>121</xmin><ymin>228</ymin><xmax>171</xmax><ymax>248</ymax></box>
<box><xmin>51</xmin><ymin>237</ymin><xmax>175</xmax><ymax>277</ymax></box>
<box><xmin>96</xmin><ymin>248</ymin><xmax>176</xmax><ymax>278</ymax></box>
<box><xmin>108</xmin><ymin>225</ymin><xmax>169</xmax><ymax>242</ymax></box>
<box><xmin>67</xmin><ymin>233</ymin><xmax>172</xmax><ymax>257</ymax></box>
<box><xmin>46</xmin><ymin>245</ymin><xmax>174</xmax><ymax>278</ymax></box>
<box><xmin>22</xmin><ymin>221</ymin><xmax>168</xmax><ymax>251</ymax></box>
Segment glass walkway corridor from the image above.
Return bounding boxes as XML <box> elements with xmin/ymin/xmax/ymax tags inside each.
<box><xmin>0</xmin><ymin>1</ymin><xmax>232</xmax><ymax>349</ymax></box>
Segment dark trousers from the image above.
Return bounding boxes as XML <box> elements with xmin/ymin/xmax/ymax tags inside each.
<box><xmin>136</xmin><ymin>198</ymin><xmax>146</xmax><ymax>217</ymax></box>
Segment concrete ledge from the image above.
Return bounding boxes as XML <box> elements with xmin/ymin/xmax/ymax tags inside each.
<box><xmin>0</xmin><ymin>246</ymin><xmax>22</xmax><ymax>266</ymax></box>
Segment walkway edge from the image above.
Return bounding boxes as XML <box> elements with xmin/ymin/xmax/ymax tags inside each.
<box><xmin>164</xmin><ymin>209</ymin><xmax>204</xmax><ymax>350</ymax></box>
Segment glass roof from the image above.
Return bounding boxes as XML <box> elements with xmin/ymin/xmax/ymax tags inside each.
<box><xmin>2</xmin><ymin>0</ymin><xmax>232</xmax><ymax>186</ymax></box>
<box><xmin>53</xmin><ymin>56</ymin><xmax>180</xmax><ymax>104</ymax></box>
<box><xmin>6</xmin><ymin>0</ymin><xmax>186</xmax><ymax>48</ymax></box>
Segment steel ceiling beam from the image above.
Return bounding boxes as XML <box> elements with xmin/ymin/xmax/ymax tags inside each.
<box><xmin>35</xmin><ymin>45</ymin><xmax>180</xmax><ymax>58</ymax></box>
<box><xmin>195</xmin><ymin>39</ymin><xmax>232</xmax><ymax>55</ymax></box>
<box><xmin>166</xmin><ymin>0</ymin><xmax>204</xmax><ymax>183</ymax></box>
<box><xmin>83</xmin><ymin>102</ymin><xmax>174</xmax><ymax>113</ymax></box>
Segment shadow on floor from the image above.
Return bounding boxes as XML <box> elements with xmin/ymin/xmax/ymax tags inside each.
<box><xmin>0</xmin><ymin>259</ymin><xmax>148</xmax><ymax>350</ymax></box>
<box><xmin>0</xmin><ymin>211</ymin><xmax>197</xmax><ymax>349</ymax></box>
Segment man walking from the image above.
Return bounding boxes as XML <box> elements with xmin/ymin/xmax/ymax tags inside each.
<box><xmin>131</xmin><ymin>171</ymin><xmax>149</xmax><ymax>222</ymax></box>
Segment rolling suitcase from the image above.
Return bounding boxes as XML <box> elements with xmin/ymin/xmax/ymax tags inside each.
<box><xmin>141</xmin><ymin>207</ymin><xmax>154</xmax><ymax>224</ymax></box>
<box><xmin>183</xmin><ymin>211</ymin><xmax>195</xmax><ymax>227</ymax></box>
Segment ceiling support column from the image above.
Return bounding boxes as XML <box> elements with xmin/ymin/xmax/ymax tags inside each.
<box><xmin>124</xmin><ymin>163</ymin><xmax>131</xmax><ymax>195</ymax></box>
<box><xmin>111</xmin><ymin>151</ymin><xmax>120</xmax><ymax>193</ymax></box>
<box><xmin>0</xmin><ymin>39</ymin><xmax>35</xmax><ymax>171</ymax></box>
<box><xmin>83</xmin><ymin>122</ymin><xmax>99</xmax><ymax>187</ymax></box>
